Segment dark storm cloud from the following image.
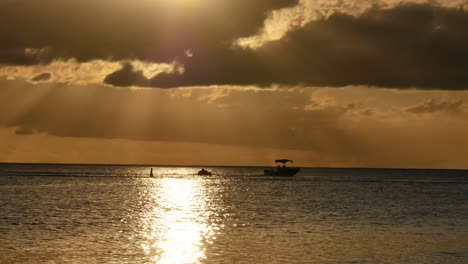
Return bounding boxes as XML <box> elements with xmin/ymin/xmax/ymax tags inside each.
<box><xmin>0</xmin><ymin>48</ymin><xmax>37</xmax><ymax>65</ymax></box>
<box><xmin>103</xmin><ymin>63</ymin><xmax>148</xmax><ymax>87</ymax></box>
<box><xmin>147</xmin><ymin>3</ymin><xmax>468</xmax><ymax>89</ymax></box>
<box><xmin>0</xmin><ymin>0</ymin><xmax>297</xmax><ymax>64</ymax></box>
<box><xmin>31</xmin><ymin>72</ymin><xmax>52</xmax><ymax>82</ymax></box>
<box><xmin>4</xmin><ymin>2</ymin><xmax>468</xmax><ymax>89</ymax></box>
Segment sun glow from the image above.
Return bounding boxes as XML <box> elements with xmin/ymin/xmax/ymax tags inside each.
<box><xmin>163</xmin><ymin>0</ymin><xmax>201</xmax><ymax>9</ymax></box>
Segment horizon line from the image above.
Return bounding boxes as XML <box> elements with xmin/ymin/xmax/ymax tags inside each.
<box><xmin>0</xmin><ymin>161</ymin><xmax>467</xmax><ymax>171</ymax></box>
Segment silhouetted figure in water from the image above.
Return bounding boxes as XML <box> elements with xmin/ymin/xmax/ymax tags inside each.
<box><xmin>150</xmin><ymin>168</ymin><xmax>154</xmax><ymax>177</ymax></box>
<box><xmin>197</xmin><ymin>168</ymin><xmax>212</xmax><ymax>176</ymax></box>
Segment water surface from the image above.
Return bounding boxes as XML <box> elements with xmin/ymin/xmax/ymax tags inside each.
<box><xmin>0</xmin><ymin>164</ymin><xmax>467</xmax><ymax>263</ymax></box>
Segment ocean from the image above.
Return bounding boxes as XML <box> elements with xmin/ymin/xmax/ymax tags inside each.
<box><xmin>0</xmin><ymin>163</ymin><xmax>467</xmax><ymax>263</ymax></box>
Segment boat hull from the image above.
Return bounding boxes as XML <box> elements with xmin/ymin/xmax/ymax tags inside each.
<box><xmin>264</xmin><ymin>167</ymin><xmax>300</xmax><ymax>177</ymax></box>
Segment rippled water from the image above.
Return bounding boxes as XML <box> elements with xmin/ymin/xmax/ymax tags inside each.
<box><xmin>0</xmin><ymin>164</ymin><xmax>467</xmax><ymax>263</ymax></box>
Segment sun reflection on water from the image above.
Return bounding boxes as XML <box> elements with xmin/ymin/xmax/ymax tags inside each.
<box><xmin>141</xmin><ymin>177</ymin><xmax>215</xmax><ymax>264</ymax></box>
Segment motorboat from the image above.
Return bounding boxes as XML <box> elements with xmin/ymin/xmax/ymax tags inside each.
<box><xmin>264</xmin><ymin>159</ymin><xmax>300</xmax><ymax>176</ymax></box>
<box><xmin>197</xmin><ymin>168</ymin><xmax>212</xmax><ymax>176</ymax></box>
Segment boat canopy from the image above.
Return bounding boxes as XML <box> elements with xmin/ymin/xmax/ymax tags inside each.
<box><xmin>275</xmin><ymin>159</ymin><xmax>293</xmax><ymax>163</ymax></box>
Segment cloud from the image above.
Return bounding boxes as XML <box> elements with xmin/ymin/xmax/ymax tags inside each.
<box><xmin>236</xmin><ymin>0</ymin><xmax>468</xmax><ymax>49</ymax></box>
<box><xmin>103</xmin><ymin>63</ymin><xmax>149</xmax><ymax>87</ymax></box>
<box><xmin>3</xmin><ymin>80</ymin><xmax>468</xmax><ymax>168</ymax></box>
<box><xmin>0</xmin><ymin>48</ymin><xmax>37</xmax><ymax>65</ymax></box>
<box><xmin>31</xmin><ymin>72</ymin><xmax>52</xmax><ymax>82</ymax></box>
<box><xmin>406</xmin><ymin>98</ymin><xmax>465</xmax><ymax>114</ymax></box>
<box><xmin>146</xmin><ymin>3</ymin><xmax>468</xmax><ymax>89</ymax></box>
<box><xmin>0</xmin><ymin>59</ymin><xmax>175</xmax><ymax>86</ymax></box>
<box><xmin>0</xmin><ymin>79</ymin><xmax>355</xmax><ymax>152</ymax></box>
<box><xmin>3</xmin><ymin>2</ymin><xmax>468</xmax><ymax>90</ymax></box>
<box><xmin>15</xmin><ymin>127</ymin><xmax>35</xmax><ymax>135</ymax></box>
<box><xmin>0</xmin><ymin>0</ymin><xmax>297</xmax><ymax>64</ymax></box>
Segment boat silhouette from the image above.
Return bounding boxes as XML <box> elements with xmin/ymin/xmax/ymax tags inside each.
<box><xmin>197</xmin><ymin>168</ymin><xmax>212</xmax><ymax>176</ymax></box>
<box><xmin>264</xmin><ymin>159</ymin><xmax>300</xmax><ymax>176</ymax></box>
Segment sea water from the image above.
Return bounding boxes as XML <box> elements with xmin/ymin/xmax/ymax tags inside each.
<box><xmin>0</xmin><ymin>164</ymin><xmax>467</xmax><ymax>263</ymax></box>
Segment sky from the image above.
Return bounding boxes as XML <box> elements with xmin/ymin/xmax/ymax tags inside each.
<box><xmin>1</xmin><ymin>0</ymin><xmax>468</xmax><ymax>168</ymax></box>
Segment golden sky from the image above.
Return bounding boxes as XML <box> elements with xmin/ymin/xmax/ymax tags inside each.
<box><xmin>1</xmin><ymin>0</ymin><xmax>468</xmax><ymax>168</ymax></box>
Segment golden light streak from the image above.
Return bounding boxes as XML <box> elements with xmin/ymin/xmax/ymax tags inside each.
<box><xmin>141</xmin><ymin>177</ymin><xmax>215</xmax><ymax>264</ymax></box>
